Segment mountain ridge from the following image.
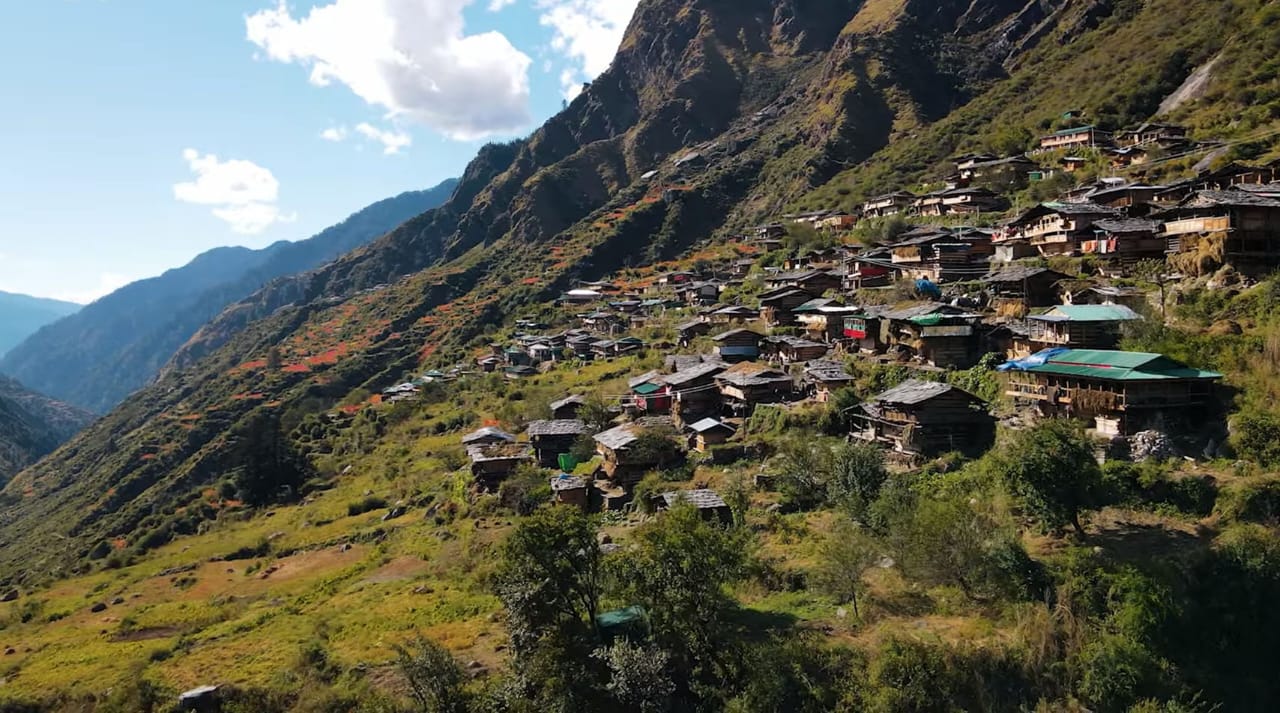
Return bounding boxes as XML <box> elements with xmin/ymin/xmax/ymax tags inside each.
<box><xmin>0</xmin><ymin>180</ymin><xmax>458</xmax><ymax>413</ymax></box>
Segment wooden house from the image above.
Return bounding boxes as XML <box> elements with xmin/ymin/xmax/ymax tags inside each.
<box><xmin>803</xmin><ymin>360</ymin><xmax>854</xmax><ymax>402</ymax></box>
<box><xmin>763</xmin><ymin>269</ymin><xmax>841</xmax><ymax>295</ymax></box>
<box><xmin>687</xmin><ymin>418</ymin><xmax>736</xmax><ymax>452</ymax></box>
<box><xmin>1018</xmin><ymin>304</ymin><xmax>1141</xmax><ymax>356</ymax></box>
<box><xmin>664</xmin><ymin>361</ymin><xmax>728</xmax><ymax>427</ymax></box>
<box><xmin>594</xmin><ymin>423</ymin><xmax>680</xmax><ymax>487</ymax></box>
<box><xmin>1159</xmin><ymin>189</ymin><xmax>1280</xmax><ymax>275</ymax></box>
<box><xmin>816</xmin><ymin>213</ymin><xmax>858</xmax><ymax>231</ymax></box>
<box><xmin>654</xmin><ymin>489</ymin><xmax>733</xmax><ymax>524</ymax></box>
<box><xmin>1154</xmin><ymin>163</ymin><xmax>1280</xmax><ymax>204</ymax></box>
<box><xmin>1074</xmin><ymin>181</ymin><xmax>1163</xmax><ymax>210</ymax></box>
<box><xmin>716</xmin><ymin>362</ymin><xmax>794</xmax><ymax>415</ymax></box>
<box><xmin>730</xmin><ymin>258</ymin><xmax>757</xmax><ymax>278</ymax></box>
<box><xmin>526</xmin><ymin>419</ymin><xmax>589</xmax><ymax>468</ymax></box>
<box><xmin>1002</xmin><ymin>349</ymin><xmax>1222</xmax><ymax>436</ymax></box>
<box><xmin>862</xmin><ymin>191</ymin><xmax>916</xmax><ymax>218</ymax></box>
<box><xmin>881</xmin><ymin>304</ymin><xmax>983</xmax><ymax>368</ymax></box>
<box><xmin>841</xmin><ymin>309</ymin><xmax>887</xmax><ymax>354</ymax></box>
<box><xmin>713</xmin><ymin>328</ymin><xmax>765</xmax><ymax>362</ymax></box>
<box><xmin>759</xmin><ymin>287</ymin><xmax>816</xmax><ymax>326</ymax></box>
<box><xmin>888</xmin><ymin>229</ymin><xmax>994</xmax><ymax>282</ymax></box>
<box><xmin>709</xmin><ymin>305</ymin><xmax>760</xmax><ymax>325</ymax></box>
<box><xmin>843</xmin><ymin>247</ymin><xmax>898</xmax><ymax>289</ymax></box>
<box><xmin>959</xmin><ymin>155</ymin><xmax>1038</xmax><ymax>185</ymax></box>
<box><xmin>763</xmin><ymin>335</ymin><xmax>829</xmax><ymax>364</ymax></box>
<box><xmin>677</xmin><ymin>320</ymin><xmax>713</xmax><ymax>346</ymax></box>
<box><xmin>794</xmin><ymin>300</ymin><xmax>860</xmax><ymax>342</ymax></box>
<box><xmin>504</xmin><ymin>365</ymin><xmax>539</xmax><ymax>379</ymax></box>
<box><xmin>855</xmin><ymin>380</ymin><xmax>994</xmax><ymax>460</ymax></box>
<box><xmin>998</xmin><ymin>202</ymin><xmax>1120</xmax><ymax>257</ymax></box>
<box><xmin>1115</xmin><ymin>122</ymin><xmax>1187</xmax><ymax>148</ymax></box>
<box><xmin>550</xmin><ymin>394</ymin><xmax>586</xmax><ymax>420</ymax></box>
<box><xmin>550</xmin><ymin>474</ymin><xmax>590</xmax><ymax>509</ymax></box>
<box><xmin>468</xmin><ymin>443</ymin><xmax>534</xmax><ymax>489</ymax></box>
<box><xmin>1038</xmin><ymin>125</ymin><xmax>1111</xmax><ymax>151</ymax></box>
<box><xmin>1083</xmin><ymin>218</ymin><xmax>1166</xmax><ymax>264</ymax></box>
<box><xmin>980</xmin><ymin>266</ymin><xmax>1072</xmax><ymax>314</ymax></box>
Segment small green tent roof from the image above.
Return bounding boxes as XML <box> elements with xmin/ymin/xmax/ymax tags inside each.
<box><xmin>633</xmin><ymin>382</ymin><xmax>665</xmax><ymax>395</ymax></box>
<box><xmin>597</xmin><ymin>606</ymin><xmax>646</xmax><ymax>628</ymax></box>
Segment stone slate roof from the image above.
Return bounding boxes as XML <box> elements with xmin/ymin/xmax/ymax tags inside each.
<box><xmin>869</xmin><ymin>379</ymin><xmax>963</xmax><ymax>406</ymax></box>
<box><xmin>527</xmin><ymin>419</ymin><xmax>589</xmax><ymax>437</ymax></box>
<box><xmin>461</xmin><ymin>426</ymin><xmax>516</xmax><ymax>445</ymax></box>
<box><xmin>594</xmin><ymin>424</ymin><xmax>641</xmax><ymax>450</ymax></box>
<box><xmin>661</xmin><ymin>489</ymin><xmax>728</xmax><ymax>510</ymax></box>
<box><xmin>550</xmin><ymin>394</ymin><xmax>585</xmax><ymax>411</ymax></box>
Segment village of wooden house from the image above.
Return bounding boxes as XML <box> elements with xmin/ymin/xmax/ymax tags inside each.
<box><xmin>357</xmin><ymin>120</ymin><xmax>1280</xmax><ymax>516</ymax></box>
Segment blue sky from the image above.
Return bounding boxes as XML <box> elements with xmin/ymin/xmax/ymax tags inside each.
<box><xmin>0</xmin><ymin>0</ymin><xmax>637</xmax><ymax>303</ymax></box>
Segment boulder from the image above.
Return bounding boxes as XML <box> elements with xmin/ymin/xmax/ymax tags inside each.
<box><xmin>0</xmin><ymin>589</ymin><xmax>18</xmax><ymax>603</ymax></box>
<box><xmin>1130</xmin><ymin>430</ymin><xmax>1179</xmax><ymax>462</ymax></box>
<box><xmin>90</xmin><ymin>602</ymin><xmax>107</xmax><ymax>613</ymax></box>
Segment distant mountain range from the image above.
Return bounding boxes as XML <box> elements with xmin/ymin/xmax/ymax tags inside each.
<box><xmin>0</xmin><ymin>179</ymin><xmax>457</xmax><ymax>413</ymax></box>
<box><xmin>0</xmin><ymin>375</ymin><xmax>93</xmax><ymax>484</ymax></box>
<box><xmin>0</xmin><ymin>292</ymin><xmax>80</xmax><ymax>357</ymax></box>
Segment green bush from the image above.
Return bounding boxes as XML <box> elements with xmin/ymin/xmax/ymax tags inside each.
<box><xmin>346</xmin><ymin>496</ymin><xmax>388</xmax><ymax>517</ymax></box>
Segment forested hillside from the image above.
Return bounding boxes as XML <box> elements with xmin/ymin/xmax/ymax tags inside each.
<box><xmin>0</xmin><ymin>376</ymin><xmax>92</xmax><ymax>483</ymax></box>
<box><xmin>4</xmin><ymin>1</ymin><xmax>1280</xmax><ymax>711</ymax></box>
<box><xmin>0</xmin><ymin>180</ymin><xmax>457</xmax><ymax>413</ymax></box>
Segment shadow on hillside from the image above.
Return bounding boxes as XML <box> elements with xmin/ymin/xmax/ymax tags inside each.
<box><xmin>1088</xmin><ymin>519</ymin><xmax>1211</xmax><ymax>568</ymax></box>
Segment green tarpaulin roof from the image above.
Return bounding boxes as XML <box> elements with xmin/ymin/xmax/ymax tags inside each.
<box><xmin>632</xmin><ymin>382</ymin><xmax>665</xmax><ymax>395</ymax></box>
<box><xmin>1033</xmin><ymin>304</ymin><xmax>1142</xmax><ymax>322</ymax></box>
<box><xmin>1025</xmin><ymin>349</ymin><xmax>1222</xmax><ymax>382</ymax></box>
<box><xmin>597</xmin><ymin>606</ymin><xmax>646</xmax><ymax>628</ymax></box>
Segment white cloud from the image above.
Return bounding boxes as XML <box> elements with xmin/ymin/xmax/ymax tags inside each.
<box><xmin>246</xmin><ymin>0</ymin><xmax>533</xmax><ymax>141</ymax></box>
<box><xmin>487</xmin><ymin>0</ymin><xmax>517</xmax><ymax>11</ymax></box>
<box><xmin>320</xmin><ymin>126</ymin><xmax>348</xmax><ymax>141</ymax></box>
<box><xmin>355</xmin><ymin>122</ymin><xmax>413</xmax><ymax>154</ymax></box>
<box><xmin>173</xmin><ymin>149</ymin><xmax>296</xmax><ymax>235</ymax></box>
<box><xmin>537</xmin><ymin>0</ymin><xmax>639</xmax><ymax>99</ymax></box>
<box><xmin>52</xmin><ymin>273</ymin><xmax>133</xmax><ymax>305</ymax></box>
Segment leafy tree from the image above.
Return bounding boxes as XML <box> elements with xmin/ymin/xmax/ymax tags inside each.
<box><xmin>827</xmin><ymin>441</ymin><xmax>889</xmax><ymax>523</ymax></box>
<box><xmin>882</xmin><ymin>495</ymin><xmax>1028</xmax><ymax>601</ymax></box>
<box><xmin>816</xmin><ymin>387</ymin><xmax>861</xmax><ymax>435</ymax></box>
<box><xmin>629</xmin><ymin>427</ymin><xmax>684</xmax><ymax>469</ymax></box>
<box><xmin>394</xmin><ymin>636</ymin><xmax>468</xmax><ymax>713</ymax></box>
<box><xmin>1132</xmin><ymin>259</ymin><xmax>1172</xmax><ymax>321</ymax></box>
<box><xmin>493</xmin><ymin>508</ymin><xmax>607</xmax><ymax>710</ymax></box>
<box><xmin>578</xmin><ymin>395</ymin><xmax>615</xmax><ymax>433</ymax></box>
<box><xmin>991</xmin><ymin>421</ymin><xmax>1103</xmax><ymax>537</ymax></box>
<box><xmin>611</xmin><ymin>503</ymin><xmax>750</xmax><ymax>705</ymax></box>
<box><xmin>594</xmin><ymin>640</ymin><xmax>676</xmax><ymax>713</ymax></box>
<box><xmin>775</xmin><ymin>438</ymin><xmax>832</xmax><ymax>511</ymax></box>
<box><xmin>498</xmin><ymin>463</ymin><xmax>552</xmax><ymax>516</ymax></box>
<box><xmin>227</xmin><ymin>409</ymin><xmax>315</xmax><ymax>506</ymax></box>
<box><xmin>812</xmin><ymin>517</ymin><xmax>880</xmax><ymax>617</ymax></box>
<box><xmin>1231</xmin><ymin>409</ymin><xmax>1280</xmax><ymax>468</ymax></box>
<box><xmin>721</xmin><ymin>471</ymin><xmax>752</xmax><ymax>528</ymax></box>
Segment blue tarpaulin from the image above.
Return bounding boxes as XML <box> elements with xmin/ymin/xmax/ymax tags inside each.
<box><xmin>915</xmin><ymin>279</ymin><xmax>942</xmax><ymax>300</ymax></box>
<box><xmin>997</xmin><ymin>348</ymin><xmax>1070</xmax><ymax>372</ymax></box>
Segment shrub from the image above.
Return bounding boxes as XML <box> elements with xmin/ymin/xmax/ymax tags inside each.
<box><xmin>347</xmin><ymin>496</ymin><xmax>389</xmax><ymax>517</ymax></box>
<box><xmin>498</xmin><ymin>465</ymin><xmax>552</xmax><ymax>516</ymax></box>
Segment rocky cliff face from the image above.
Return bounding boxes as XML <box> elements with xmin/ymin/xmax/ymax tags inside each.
<box><xmin>0</xmin><ymin>0</ymin><xmax>1244</xmax><ymax>581</ymax></box>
